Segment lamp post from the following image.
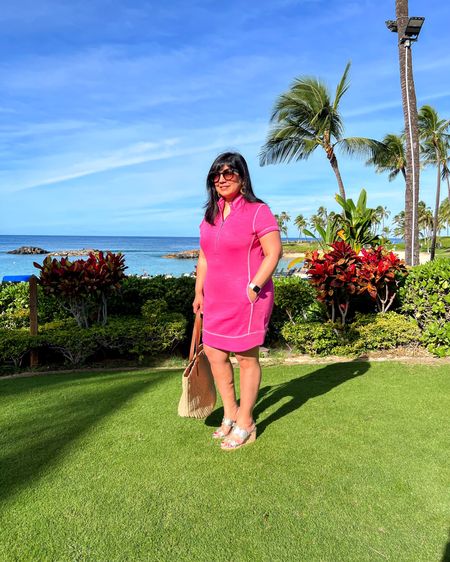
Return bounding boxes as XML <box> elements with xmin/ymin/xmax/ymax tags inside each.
<box><xmin>386</xmin><ymin>14</ymin><xmax>424</xmax><ymax>266</ymax></box>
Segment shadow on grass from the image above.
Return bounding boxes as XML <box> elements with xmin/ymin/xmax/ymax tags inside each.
<box><xmin>206</xmin><ymin>360</ymin><xmax>370</xmax><ymax>436</ymax></box>
<box><xmin>0</xmin><ymin>370</ymin><xmax>177</xmax><ymax>505</ymax></box>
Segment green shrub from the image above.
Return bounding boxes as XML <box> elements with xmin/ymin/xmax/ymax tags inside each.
<box><xmin>40</xmin><ymin>328</ymin><xmax>99</xmax><ymax>365</ymax></box>
<box><xmin>0</xmin><ymin>281</ymin><xmax>70</xmax><ymax>326</ymax></box>
<box><xmin>340</xmin><ymin>312</ymin><xmax>421</xmax><ymax>354</ymax></box>
<box><xmin>94</xmin><ymin>315</ymin><xmax>187</xmax><ymax>359</ymax></box>
<box><xmin>421</xmin><ymin>322</ymin><xmax>450</xmax><ymax>357</ymax></box>
<box><xmin>141</xmin><ymin>299</ymin><xmax>169</xmax><ymax>322</ymax></box>
<box><xmin>281</xmin><ymin>321</ymin><xmax>341</xmax><ymax>356</ymax></box>
<box><xmin>108</xmin><ymin>275</ymin><xmax>195</xmax><ymax>318</ymax></box>
<box><xmin>268</xmin><ymin>277</ymin><xmax>325</xmax><ymax>343</ymax></box>
<box><xmin>400</xmin><ymin>258</ymin><xmax>450</xmax><ymax>328</ymax></box>
<box><xmin>0</xmin><ymin>282</ymin><xmax>29</xmax><ymax>312</ymax></box>
<box><xmin>0</xmin><ymin>308</ymin><xmax>30</xmax><ymax>329</ymax></box>
<box><xmin>0</xmin><ymin>329</ymin><xmax>38</xmax><ymax>367</ymax></box>
<box><xmin>281</xmin><ymin>312</ymin><xmax>420</xmax><ymax>357</ymax></box>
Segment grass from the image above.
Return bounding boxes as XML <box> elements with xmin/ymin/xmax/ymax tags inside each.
<box><xmin>0</xmin><ymin>363</ymin><xmax>449</xmax><ymax>562</ymax></box>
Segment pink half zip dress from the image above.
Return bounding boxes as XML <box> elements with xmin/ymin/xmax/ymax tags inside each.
<box><xmin>199</xmin><ymin>195</ymin><xmax>279</xmax><ymax>352</ymax></box>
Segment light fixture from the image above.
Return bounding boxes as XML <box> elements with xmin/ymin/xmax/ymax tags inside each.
<box><xmin>385</xmin><ymin>16</ymin><xmax>425</xmax><ymax>42</ymax></box>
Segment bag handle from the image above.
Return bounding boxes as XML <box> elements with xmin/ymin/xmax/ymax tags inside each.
<box><xmin>189</xmin><ymin>311</ymin><xmax>202</xmax><ymax>361</ymax></box>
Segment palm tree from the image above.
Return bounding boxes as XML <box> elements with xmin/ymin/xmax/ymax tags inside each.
<box><xmin>259</xmin><ymin>62</ymin><xmax>381</xmax><ymax>200</ymax></box>
<box><xmin>393</xmin><ymin>210</ymin><xmax>405</xmax><ymax>239</ymax></box>
<box><xmin>275</xmin><ymin>213</ymin><xmax>290</xmax><ymax>241</ymax></box>
<box><xmin>418</xmin><ymin>105</ymin><xmax>450</xmax><ymax>259</ymax></box>
<box><xmin>366</xmin><ymin>133</ymin><xmax>406</xmax><ymax>182</ymax></box>
<box><xmin>309</xmin><ymin>213</ymin><xmax>325</xmax><ymax>233</ymax></box>
<box><xmin>317</xmin><ymin>206</ymin><xmax>328</xmax><ymax>223</ymax></box>
<box><xmin>280</xmin><ymin>211</ymin><xmax>291</xmax><ymax>241</ymax></box>
<box><xmin>382</xmin><ymin>225</ymin><xmax>391</xmax><ymax>241</ymax></box>
<box><xmin>417</xmin><ymin>201</ymin><xmax>434</xmax><ymax>251</ymax></box>
<box><xmin>294</xmin><ymin>214</ymin><xmax>307</xmax><ymax>241</ymax></box>
<box><xmin>393</xmin><ymin>0</ymin><xmax>421</xmax><ymax>266</ymax></box>
<box><xmin>439</xmin><ymin>197</ymin><xmax>450</xmax><ymax>236</ymax></box>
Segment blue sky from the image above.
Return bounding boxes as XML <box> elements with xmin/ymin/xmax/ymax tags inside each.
<box><xmin>1</xmin><ymin>0</ymin><xmax>450</xmax><ymax>237</ymax></box>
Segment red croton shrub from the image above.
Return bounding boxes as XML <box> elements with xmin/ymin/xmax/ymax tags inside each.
<box><xmin>358</xmin><ymin>247</ymin><xmax>408</xmax><ymax>313</ymax></box>
<box><xmin>305</xmin><ymin>242</ymin><xmax>408</xmax><ymax>325</ymax></box>
<box><xmin>34</xmin><ymin>251</ymin><xmax>127</xmax><ymax>327</ymax></box>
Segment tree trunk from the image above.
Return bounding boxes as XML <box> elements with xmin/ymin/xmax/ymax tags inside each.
<box><xmin>329</xmin><ymin>153</ymin><xmax>346</xmax><ymax>200</ymax></box>
<box><xmin>430</xmin><ymin>162</ymin><xmax>441</xmax><ymax>260</ymax></box>
<box><xmin>396</xmin><ymin>0</ymin><xmax>421</xmax><ymax>266</ymax></box>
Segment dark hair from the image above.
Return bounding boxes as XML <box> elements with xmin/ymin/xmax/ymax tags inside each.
<box><xmin>204</xmin><ymin>152</ymin><xmax>264</xmax><ymax>225</ymax></box>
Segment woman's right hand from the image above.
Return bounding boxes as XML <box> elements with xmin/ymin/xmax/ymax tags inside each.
<box><xmin>192</xmin><ymin>294</ymin><xmax>204</xmax><ymax>315</ymax></box>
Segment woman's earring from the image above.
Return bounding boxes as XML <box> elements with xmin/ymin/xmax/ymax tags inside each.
<box><xmin>240</xmin><ymin>184</ymin><xmax>246</xmax><ymax>195</ymax></box>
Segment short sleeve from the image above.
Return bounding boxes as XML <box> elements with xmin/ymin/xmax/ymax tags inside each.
<box><xmin>253</xmin><ymin>204</ymin><xmax>279</xmax><ymax>239</ymax></box>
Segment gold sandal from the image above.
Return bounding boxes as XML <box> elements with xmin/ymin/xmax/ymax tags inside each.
<box><xmin>221</xmin><ymin>423</ymin><xmax>257</xmax><ymax>450</ymax></box>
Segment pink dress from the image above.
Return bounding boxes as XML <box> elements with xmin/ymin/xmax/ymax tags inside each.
<box><xmin>199</xmin><ymin>194</ymin><xmax>280</xmax><ymax>352</ymax></box>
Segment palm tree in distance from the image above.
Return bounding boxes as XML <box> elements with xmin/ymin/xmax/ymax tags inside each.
<box><xmin>317</xmin><ymin>206</ymin><xmax>328</xmax><ymax>223</ymax></box>
<box><xmin>259</xmin><ymin>62</ymin><xmax>381</xmax><ymax>200</ymax></box>
<box><xmin>274</xmin><ymin>213</ymin><xmax>290</xmax><ymax>242</ymax></box>
<box><xmin>393</xmin><ymin>210</ymin><xmax>405</xmax><ymax>239</ymax></box>
<box><xmin>439</xmin><ymin>197</ymin><xmax>450</xmax><ymax>236</ymax></box>
<box><xmin>418</xmin><ymin>105</ymin><xmax>450</xmax><ymax>259</ymax></box>
<box><xmin>294</xmin><ymin>214</ymin><xmax>307</xmax><ymax>241</ymax></box>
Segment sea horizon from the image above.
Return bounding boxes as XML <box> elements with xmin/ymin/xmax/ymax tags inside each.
<box><xmin>0</xmin><ymin>234</ymin><xmax>404</xmax><ymax>280</ymax></box>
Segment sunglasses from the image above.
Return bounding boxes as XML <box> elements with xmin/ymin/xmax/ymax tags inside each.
<box><xmin>209</xmin><ymin>168</ymin><xmax>239</xmax><ymax>184</ymax></box>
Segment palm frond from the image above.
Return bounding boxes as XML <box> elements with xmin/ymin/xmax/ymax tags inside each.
<box><xmin>259</xmin><ymin>134</ymin><xmax>318</xmax><ymax>166</ymax></box>
<box><xmin>333</xmin><ymin>62</ymin><xmax>351</xmax><ymax>110</ymax></box>
<box><xmin>336</xmin><ymin>137</ymin><xmax>383</xmax><ymax>158</ymax></box>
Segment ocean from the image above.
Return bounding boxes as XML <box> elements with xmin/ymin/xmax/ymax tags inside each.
<box><xmin>0</xmin><ymin>235</ymin><xmax>299</xmax><ymax>279</ymax></box>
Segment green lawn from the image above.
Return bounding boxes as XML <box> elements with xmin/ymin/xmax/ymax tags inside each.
<box><xmin>1</xmin><ymin>363</ymin><xmax>449</xmax><ymax>562</ymax></box>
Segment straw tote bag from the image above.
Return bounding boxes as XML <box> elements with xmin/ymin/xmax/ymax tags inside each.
<box><xmin>178</xmin><ymin>311</ymin><xmax>216</xmax><ymax>418</ymax></box>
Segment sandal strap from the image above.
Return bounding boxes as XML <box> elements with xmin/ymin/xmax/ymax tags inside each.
<box><xmin>230</xmin><ymin>424</ymin><xmax>251</xmax><ymax>440</ymax></box>
<box><xmin>221</xmin><ymin>417</ymin><xmax>235</xmax><ymax>427</ymax></box>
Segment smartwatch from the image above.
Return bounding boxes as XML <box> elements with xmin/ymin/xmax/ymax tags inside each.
<box><xmin>248</xmin><ymin>282</ymin><xmax>261</xmax><ymax>294</ymax></box>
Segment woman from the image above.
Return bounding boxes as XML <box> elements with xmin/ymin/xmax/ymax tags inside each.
<box><xmin>193</xmin><ymin>152</ymin><xmax>282</xmax><ymax>450</ymax></box>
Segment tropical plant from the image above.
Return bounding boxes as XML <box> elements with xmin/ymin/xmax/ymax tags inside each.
<box><xmin>302</xmin><ymin>214</ymin><xmax>341</xmax><ymax>252</ymax></box>
<box><xmin>358</xmin><ymin>247</ymin><xmax>408</xmax><ymax>312</ymax></box>
<box><xmin>418</xmin><ymin>105</ymin><xmax>450</xmax><ymax>259</ymax></box>
<box><xmin>34</xmin><ymin>252</ymin><xmax>127</xmax><ymax>328</ymax></box>
<box><xmin>259</xmin><ymin>62</ymin><xmax>381</xmax><ymax>200</ymax></box>
<box><xmin>305</xmin><ymin>241</ymin><xmax>360</xmax><ymax>325</ymax></box>
<box><xmin>335</xmin><ymin>189</ymin><xmax>381</xmax><ymax>252</ymax></box>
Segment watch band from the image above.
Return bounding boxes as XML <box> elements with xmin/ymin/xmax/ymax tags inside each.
<box><xmin>249</xmin><ymin>282</ymin><xmax>261</xmax><ymax>294</ymax></box>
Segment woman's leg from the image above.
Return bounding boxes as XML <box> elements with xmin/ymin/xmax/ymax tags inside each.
<box><xmin>234</xmin><ymin>346</ymin><xmax>261</xmax><ymax>430</ymax></box>
<box><xmin>203</xmin><ymin>344</ymin><xmax>239</xmax><ymax>423</ymax></box>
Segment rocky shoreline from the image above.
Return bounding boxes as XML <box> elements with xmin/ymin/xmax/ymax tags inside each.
<box><xmin>163</xmin><ymin>249</ymin><xmax>199</xmax><ymax>259</ymax></box>
<box><xmin>7</xmin><ymin>246</ymin><xmax>101</xmax><ymax>257</ymax></box>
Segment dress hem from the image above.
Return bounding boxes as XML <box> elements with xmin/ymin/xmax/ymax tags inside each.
<box><xmin>202</xmin><ymin>330</ymin><xmax>266</xmax><ymax>352</ymax></box>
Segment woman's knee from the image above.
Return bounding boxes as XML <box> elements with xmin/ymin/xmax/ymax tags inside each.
<box><xmin>235</xmin><ymin>347</ymin><xmax>260</xmax><ymax>370</ymax></box>
<box><xmin>203</xmin><ymin>344</ymin><xmax>229</xmax><ymax>366</ymax></box>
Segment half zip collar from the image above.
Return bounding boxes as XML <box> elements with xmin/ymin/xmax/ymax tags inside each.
<box><xmin>217</xmin><ymin>194</ymin><xmax>245</xmax><ymax>213</ymax></box>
